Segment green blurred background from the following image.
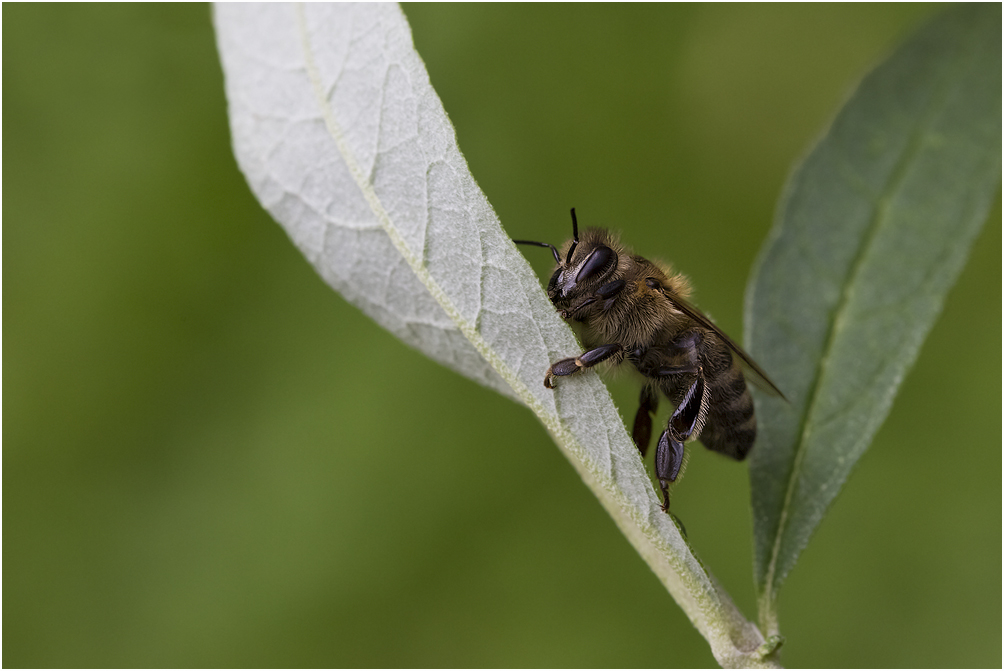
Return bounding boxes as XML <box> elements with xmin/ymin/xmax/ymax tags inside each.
<box><xmin>4</xmin><ymin>4</ymin><xmax>1000</xmax><ymax>667</ymax></box>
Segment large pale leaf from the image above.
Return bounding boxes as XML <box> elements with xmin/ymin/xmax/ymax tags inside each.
<box><xmin>214</xmin><ymin>4</ymin><xmax>776</xmax><ymax>666</ymax></box>
<box><xmin>745</xmin><ymin>3</ymin><xmax>1001</xmax><ymax>632</ymax></box>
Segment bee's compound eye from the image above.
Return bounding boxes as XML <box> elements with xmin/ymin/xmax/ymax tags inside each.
<box><xmin>575</xmin><ymin>245</ymin><xmax>616</xmax><ymax>284</ymax></box>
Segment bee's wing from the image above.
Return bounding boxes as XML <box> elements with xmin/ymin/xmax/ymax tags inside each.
<box><xmin>667</xmin><ymin>294</ymin><xmax>787</xmax><ymax>401</ymax></box>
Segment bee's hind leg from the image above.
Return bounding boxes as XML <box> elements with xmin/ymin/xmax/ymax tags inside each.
<box><xmin>655</xmin><ymin>430</ymin><xmax>685</xmax><ymax>511</ymax></box>
<box><xmin>656</xmin><ymin>371</ymin><xmax>707</xmax><ymax>512</ymax></box>
<box><xmin>669</xmin><ymin>370</ymin><xmax>707</xmax><ymax>443</ymax></box>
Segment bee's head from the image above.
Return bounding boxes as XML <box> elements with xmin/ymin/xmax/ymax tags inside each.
<box><xmin>514</xmin><ymin>209</ymin><xmax>619</xmax><ymax>306</ymax></box>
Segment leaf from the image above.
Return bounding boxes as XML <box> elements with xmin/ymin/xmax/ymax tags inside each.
<box><xmin>744</xmin><ymin>3</ymin><xmax>1001</xmax><ymax>633</ymax></box>
<box><xmin>214</xmin><ymin>4</ymin><xmax>777</xmax><ymax>666</ymax></box>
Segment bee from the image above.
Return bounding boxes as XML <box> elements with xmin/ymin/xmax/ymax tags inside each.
<box><xmin>515</xmin><ymin>209</ymin><xmax>784</xmax><ymax>512</ymax></box>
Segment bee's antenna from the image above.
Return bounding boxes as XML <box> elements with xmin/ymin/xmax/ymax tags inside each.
<box><xmin>513</xmin><ymin>239</ymin><xmax>561</xmax><ymax>264</ymax></box>
<box><xmin>513</xmin><ymin>208</ymin><xmax>580</xmax><ymax>266</ymax></box>
<box><xmin>565</xmin><ymin>207</ymin><xmax>579</xmax><ymax>264</ymax></box>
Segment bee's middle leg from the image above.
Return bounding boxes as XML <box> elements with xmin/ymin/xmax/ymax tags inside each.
<box><xmin>632</xmin><ymin>385</ymin><xmax>659</xmax><ymax>457</ymax></box>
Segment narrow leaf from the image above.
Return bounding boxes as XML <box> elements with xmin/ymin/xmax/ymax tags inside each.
<box><xmin>214</xmin><ymin>4</ymin><xmax>777</xmax><ymax>665</ymax></box>
<box><xmin>745</xmin><ymin>4</ymin><xmax>1001</xmax><ymax>632</ymax></box>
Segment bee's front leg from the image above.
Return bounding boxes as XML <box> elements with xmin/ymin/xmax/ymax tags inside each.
<box><xmin>544</xmin><ymin>343</ymin><xmax>623</xmax><ymax>389</ymax></box>
<box><xmin>560</xmin><ymin>280</ymin><xmax>626</xmax><ymax>319</ymax></box>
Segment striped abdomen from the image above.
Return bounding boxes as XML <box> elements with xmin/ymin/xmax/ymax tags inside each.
<box><xmin>692</xmin><ymin>336</ymin><xmax>756</xmax><ymax>460</ymax></box>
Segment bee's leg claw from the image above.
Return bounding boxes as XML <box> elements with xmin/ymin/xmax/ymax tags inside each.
<box><xmin>659</xmin><ymin>480</ymin><xmax>671</xmax><ymax>512</ymax></box>
<box><xmin>544</xmin><ymin>358</ymin><xmax>579</xmax><ymax>388</ymax></box>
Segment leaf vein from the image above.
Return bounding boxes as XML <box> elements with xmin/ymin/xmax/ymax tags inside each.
<box><xmin>762</xmin><ymin>63</ymin><xmax>954</xmax><ymax>604</ymax></box>
<box><xmin>293</xmin><ymin>3</ymin><xmax>572</xmax><ymax>457</ymax></box>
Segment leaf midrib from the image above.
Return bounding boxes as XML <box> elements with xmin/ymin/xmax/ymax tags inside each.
<box><xmin>290</xmin><ymin>7</ymin><xmax>762</xmax><ymax>659</ymax></box>
<box><xmin>292</xmin><ymin>4</ymin><xmax>542</xmax><ymax>416</ymax></box>
<box><xmin>760</xmin><ymin>55</ymin><xmax>957</xmax><ymax>603</ymax></box>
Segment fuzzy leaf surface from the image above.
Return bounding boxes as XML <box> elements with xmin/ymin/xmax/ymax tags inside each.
<box><xmin>214</xmin><ymin>4</ymin><xmax>778</xmax><ymax>665</ymax></box>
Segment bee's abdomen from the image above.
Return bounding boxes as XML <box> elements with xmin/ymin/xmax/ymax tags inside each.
<box><xmin>699</xmin><ymin>356</ymin><xmax>756</xmax><ymax>460</ymax></box>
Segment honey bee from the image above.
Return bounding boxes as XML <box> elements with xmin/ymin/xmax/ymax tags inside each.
<box><xmin>515</xmin><ymin>209</ymin><xmax>784</xmax><ymax>511</ymax></box>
